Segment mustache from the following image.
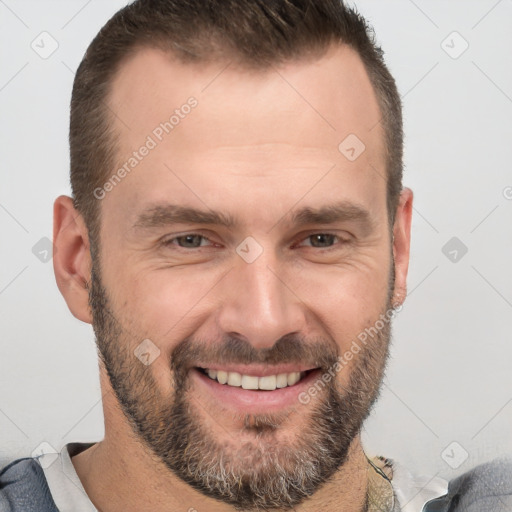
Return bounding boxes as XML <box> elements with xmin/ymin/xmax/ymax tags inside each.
<box><xmin>170</xmin><ymin>332</ymin><xmax>340</xmax><ymax>374</ymax></box>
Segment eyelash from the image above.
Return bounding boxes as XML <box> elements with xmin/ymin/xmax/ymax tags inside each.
<box><xmin>161</xmin><ymin>232</ymin><xmax>350</xmax><ymax>251</ymax></box>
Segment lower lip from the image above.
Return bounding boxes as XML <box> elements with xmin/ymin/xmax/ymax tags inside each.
<box><xmin>191</xmin><ymin>367</ymin><xmax>322</xmax><ymax>414</ymax></box>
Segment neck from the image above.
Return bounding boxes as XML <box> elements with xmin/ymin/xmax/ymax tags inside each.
<box><xmin>72</xmin><ymin>374</ymin><xmax>370</xmax><ymax>512</ymax></box>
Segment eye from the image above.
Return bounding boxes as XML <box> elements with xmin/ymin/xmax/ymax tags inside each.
<box><xmin>297</xmin><ymin>233</ymin><xmax>347</xmax><ymax>249</ymax></box>
<box><xmin>162</xmin><ymin>233</ymin><xmax>214</xmax><ymax>249</ymax></box>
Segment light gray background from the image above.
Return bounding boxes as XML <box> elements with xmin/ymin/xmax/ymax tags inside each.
<box><xmin>1</xmin><ymin>0</ymin><xmax>511</xmax><ymax>483</ymax></box>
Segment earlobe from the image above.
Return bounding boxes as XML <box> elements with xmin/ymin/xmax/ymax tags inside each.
<box><xmin>391</xmin><ymin>187</ymin><xmax>413</xmax><ymax>307</ymax></box>
<box><xmin>53</xmin><ymin>195</ymin><xmax>93</xmax><ymax>324</ymax></box>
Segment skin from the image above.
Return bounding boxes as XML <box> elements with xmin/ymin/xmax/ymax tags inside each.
<box><xmin>53</xmin><ymin>43</ymin><xmax>413</xmax><ymax>512</ymax></box>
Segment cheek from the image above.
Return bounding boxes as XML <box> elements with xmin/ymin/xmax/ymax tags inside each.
<box><xmin>105</xmin><ymin>268</ymin><xmax>221</xmax><ymax>395</ymax></box>
<box><xmin>288</xmin><ymin>256</ymin><xmax>391</xmax><ymax>352</ymax></box>
<box><xmin>116</xmin><ymin>265</ymin><xmax>226</xmax><ymax>339</ymax></box>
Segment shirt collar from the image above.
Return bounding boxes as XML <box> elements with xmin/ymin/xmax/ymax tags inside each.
<box><xmin>366</xmin><ymin>454</ymin><xmax>449</xmax><ymax>512</ymax></box>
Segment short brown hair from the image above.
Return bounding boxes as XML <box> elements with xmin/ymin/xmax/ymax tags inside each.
<box><xmin>70</xmin><ymin>0</ymin><xmax>403</xmax><ymax>249</ymax></box>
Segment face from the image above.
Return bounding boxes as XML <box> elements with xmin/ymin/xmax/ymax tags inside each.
<box><xmin>87</xmin><ymin>44</ymin><xmax>405</xmax><ymax>510</ymax></box>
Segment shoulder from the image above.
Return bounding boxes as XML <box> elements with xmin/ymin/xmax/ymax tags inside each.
<box><xmin>0</xmin><ymin>457</ymin><xmax>58</xmax><ymax>512</ymax></box>
<box><xmin>424</xmin><ymin>456</ymin><xmax>512</xmax><ymax>511</ymax></box>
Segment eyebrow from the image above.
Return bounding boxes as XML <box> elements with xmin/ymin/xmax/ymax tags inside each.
<box><xmin>289</xmin><ymin>202</ymin><xmax>372</xmax><ymax>230</ymax></box>
<box><xmin>133</xmin><ymin>204</ymin><xmax>237</xmax><ymax>230</ymax></box>
<box><xmin>132</xmin><ymin>201</ymin><xmax>374</xmax><ymax>233</ymax></box>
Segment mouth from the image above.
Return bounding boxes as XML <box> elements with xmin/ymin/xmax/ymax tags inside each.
<box><xmin>191</xmin><ymin>366</ymin><xmax>323</xmax><ymax>413</ymax></box>
<box><xmin>196</xmin><ymin>367</ymin><xmax>314</xmax><ymax>391</ymax></box>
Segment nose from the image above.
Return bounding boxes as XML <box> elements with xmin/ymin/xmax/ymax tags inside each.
<box><xmin>216</xmin><ymin>248</ymin><xmax>307</xmax><ymax>350</ymax></box>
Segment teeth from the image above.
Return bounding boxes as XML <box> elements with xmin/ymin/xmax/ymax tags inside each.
<box><xmin>227</xmin><ymin>372</ymin><xmax>242</xmax><ymax>387</ymax></box>
<box><xmin>202</xmin><ymin>368</ymin><xmax>306</xmax><ymax>390</ymax></box>
<box><xmin>288</xmin><ymin>372</ymin><xmax>301</xmax><ymax>386</ymax></box>
<box><xmin>259</xmin><ymin>375</ymin><xmax>276</xmax><ymax>390</ymax></box>
<box><xmin>241</xmin><ymin>375</ymin><xmax>259</xmax><ymax>389</ymax></box>
<box><xmin>276</xmin><ymin>373</ymin><xmax>288</xmax><ymax>388</ymax></box>
<box><xmin>216</xmin><ymin>370</ymin><xmax>227</xmax><ymax>384</ymax></box>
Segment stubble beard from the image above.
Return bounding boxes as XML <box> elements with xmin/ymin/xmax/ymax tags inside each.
<box><xmin>88</xmin><ymin>255</ymin><xmax>396</xmax><ymax>511</ymax></box>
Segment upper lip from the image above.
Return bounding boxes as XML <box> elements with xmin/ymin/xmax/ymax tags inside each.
<box><xmin>195</xmin><ymin>364</ymin><xmax>318</xmax><ymax>377</ymax></box>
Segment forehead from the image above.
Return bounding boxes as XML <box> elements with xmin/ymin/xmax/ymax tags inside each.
<box><xmin>109</xmin><ymin>43</ymin><xmax>383</xmax><ymax>147</ymax></box>
<box><xmin>103</xmin><ymin>44</ymin><xmax>386</xmax><ymax>227</ymax></box>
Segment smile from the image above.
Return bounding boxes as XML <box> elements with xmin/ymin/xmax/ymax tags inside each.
<box><xmin>197</xmin><ymin>367</ymin><xmax>311</xmax><ymax>391</ymax></box>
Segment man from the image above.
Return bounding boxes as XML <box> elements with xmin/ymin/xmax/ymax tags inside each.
<box><xmin>1</xmin><ymin>1</ymin><xmax>510</xmax><ymax>511</ymax></box>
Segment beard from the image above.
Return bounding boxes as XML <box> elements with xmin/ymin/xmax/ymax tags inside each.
<box><xmin>88</xmin><ymin>254</ymin><xmax>396</xmax><ymax>511</ymax></box>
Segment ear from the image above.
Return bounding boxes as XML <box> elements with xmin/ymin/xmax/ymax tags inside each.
<box><xmin>53</xmin><ymin>195</ymin><xmax>93</xmax><ymax>324</ymax></box>
<box><xmin>391</xmin><ymin>187</ymin><xmax>413</xmax><ymax>307</ymax></box>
